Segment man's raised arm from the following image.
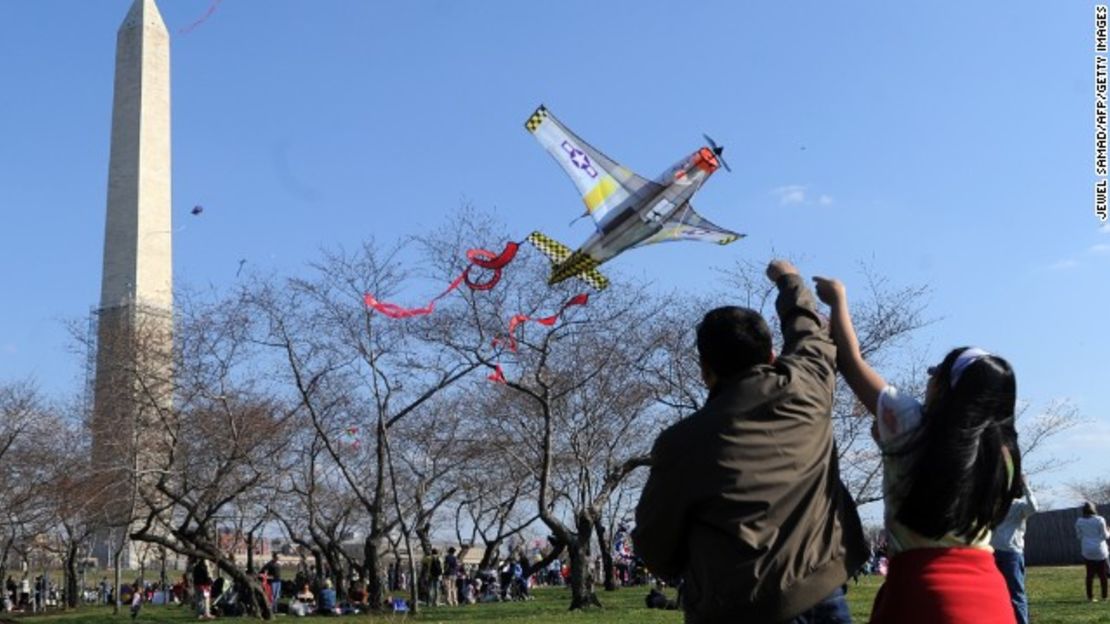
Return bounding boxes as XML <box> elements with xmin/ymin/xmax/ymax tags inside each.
<box><xmin>767</xmin><ymin>260</ymin><xmax>836</xmax><ymax>381</ymax></box>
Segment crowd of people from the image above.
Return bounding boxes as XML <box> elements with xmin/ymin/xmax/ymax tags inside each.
<box><xmin>1</xmin><ymin>574</ymin><xmax>59</xmax><ymax>612</ymax></box>
<box><xmin>182</xmin><ymin>548</ymin><xmax>629</xmax><ymax>618</ymax></box>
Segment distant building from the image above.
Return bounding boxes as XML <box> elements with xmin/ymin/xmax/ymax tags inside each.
<box><xmin>217</xmin><ymin>529</ymin><xmax>271</xmax><ymax>560</ymax></box>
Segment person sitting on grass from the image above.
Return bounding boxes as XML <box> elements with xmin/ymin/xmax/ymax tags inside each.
<box><xmin>348</xmin><ymin>581</ymin><xmax>367</xmax><ymax>608</ymax></box>
<box><xmin>814</xmin><ymin>275</ymin><xmax>1022</xmax><ymax>624</ymax></box>
<box><xmin>318</xmin><ymin>579</ymin><xmax>337</xmax><ymax>615</ymax></box>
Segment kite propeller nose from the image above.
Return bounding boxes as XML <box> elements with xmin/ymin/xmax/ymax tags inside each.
<box><xmin>702</xmin><ymin>133</ymin><xmax>732</xmax><ymax>172</ymax></box>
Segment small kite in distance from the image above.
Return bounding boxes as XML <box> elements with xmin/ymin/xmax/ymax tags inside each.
<box><xmin>180</xmin><ymin>0</ymin><xmax>224</xmax><ymax>35</ymax></box>
<box><xmin>191</xmin><ymin>205</ymin><xmax>204</xmax><ymax>216</ymax></box>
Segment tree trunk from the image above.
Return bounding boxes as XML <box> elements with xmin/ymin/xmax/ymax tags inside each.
<box><xmin>65</xmin><ymin>541</ymin><xmax>79</xmax><ymax>608</ymax></box>
<box><xmin>566</xmin><ymin>540</ymin><xmax>600</xmax><ymax>609</ymax></box>
<box><xmin>363</xmin><ymin>536</ymin><xmax>384</xmax><ymax>610</ymax></box>
<box><xmin>183</xmin><ymin>555</ymin><xmax>195</xmax><ymax>610</ymax></box>
<box><xmin>159</xmin><ymin>549</ymin><xmax>167</xmax><ymax>607</ymax></box>
<box><xmin>403</xmin><ymin>532</ymin><xmax>419</xmax><ymax>615</ymax></box>
<box><xmin>112</xmin><ymin>545</ymin><xmax>122</xmax><ymax>615</ymax></box>
<box><xmin>246</xmin><ymin>531</ymin><xmax>256</xmax><ymax>574</ymax></box>
<box><xmin>416</xmin><ymin>523</ymin><xmax>433</xmax><ymax>557</ymax></box>
<box><xmin>363</xmin><ymin>423</ymin><xmax>389</xmax><ymax>611</ymax></box>
<box><xmin>593</xmin><ymin>518</ymin><xmax>616</xmax><ymax>591</ymax></box>
<box><xmin>325</xmin><ymin>546</ymin><xmax>346</xmax><ymax>600</ymax></box>
<box><xmin>214</xmin><ymin>559</ymin><xmax>272</xmax><ymax>621</ymax></box>
<box><xmin>567</xmin><ymin>513</ymin><xmax>600</xmax><ymax>610</ymax></box>
<box><xmin>478</xmin><ymin>539</ymin><xmax>501</xmax><ymax>570</ymax></box>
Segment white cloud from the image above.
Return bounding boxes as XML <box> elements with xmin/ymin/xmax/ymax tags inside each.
<box><xmin>1047</xmin><ymin>259</ymin><xmax>1080</xmax><ymax>270</ymax></box>
<box><xmin>1100</xmin><ymin>223</ymin><xmax>1110</xmax><ymax>234</ymax></box>
<box><xmin>1</xmin><ymin>344</ymin><xmax>14</xmax><ymax>355</ymax></box>
<box><xmin>1090</xmin><ymin>243</ymin><xmax>1110</xmax><ymax>254</ymax></box>
<box><xmin>772</xmin><ymin>185</ymin><xmax>807</xmax><ymax>205</ymax></box>
<box><xmin>771</xmin><ymin>185</ymin><xmax>835</xmax><ymax>207</ymax></box>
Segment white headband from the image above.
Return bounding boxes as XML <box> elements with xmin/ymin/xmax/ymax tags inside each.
<box><xmin>948</xmin><ymin>347</ymin><xmax>992</xmax><ymax>388</ymax></box>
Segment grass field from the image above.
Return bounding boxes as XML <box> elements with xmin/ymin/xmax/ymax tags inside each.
<box><xmin>6</xmin><ymin>566</ymin><xmax>1109</xmax><ymax>623</ymax></box>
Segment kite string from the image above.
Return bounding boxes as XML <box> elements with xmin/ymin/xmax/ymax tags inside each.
<box><xmin>180</xmin><ymin>0</ymin><xmax>224</xmax><ymax>35</ymax></box>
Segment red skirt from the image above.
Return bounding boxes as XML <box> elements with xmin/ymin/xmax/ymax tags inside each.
<box><xmin>870</xmin><ymin>547</ymin><xmax>1014</xmax><ymax>624</ymax></box>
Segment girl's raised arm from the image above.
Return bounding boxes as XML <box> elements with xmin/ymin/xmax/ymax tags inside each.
<box><xmin>813</xmin><ymin>276</ymin><xmax>887</xmax><ymax>416</ymax></box>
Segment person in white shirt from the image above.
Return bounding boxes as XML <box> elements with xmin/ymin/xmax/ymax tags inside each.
<box><xmin>991</xmin><ymin>475</ymin><xmax>1038</xmax><ymax>623</ymax></box>
<box><xmin>1076</xmin><ymin>502</ymin><xmax>1110</xmax><ymax>602</ymax></box>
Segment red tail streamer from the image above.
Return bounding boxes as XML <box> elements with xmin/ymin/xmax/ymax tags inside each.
<box><xmin>363</xmin><ymin>242</ymin><xmax>520</xmax><ymax>319</ymax></box>
<box><xmin>493</xmin><ymin>293</ymin><xmax>590</xmax><ymax>352</ymax></box>
<box><xmin>487</xmin><ymin>364</ymin><xmax>507</xmax><ymax>384</ymax></box>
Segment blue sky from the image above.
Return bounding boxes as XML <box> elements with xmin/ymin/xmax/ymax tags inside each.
<box><xmin>1</xmin><ymin>1</ymin><xmax>1106</xmax><ymax>509</ymax></box>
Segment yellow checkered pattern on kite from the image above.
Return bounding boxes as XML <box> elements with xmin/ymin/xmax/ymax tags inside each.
<box><xmin>526</xmin><ymin>231</ymin><xmax>572</xmax><ymax>265</ymax></box>
<box><xmin>580</xmin><ymin>268</ymin><xmax>609</xmax><ymax>290</ymax></box>
<box><xmin>525</xmin><ymin>105</ymin><xmax>548</xmax><ymax>133</ymax></box>
<box><xmin>557</xmin><ymin>250</ymin><xmax>598</xmax><ymax>276</ymax></box>
<box><xmin>526</xmin><ymin>231</ymin><xmax>609</xmax><ymax>290</ymax></box>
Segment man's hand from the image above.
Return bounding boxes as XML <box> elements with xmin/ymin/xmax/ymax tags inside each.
<box><xmin>812</xmin><ymin>276</ymin><xmax>846</xmax><ymax>307</ymax></box>
<box><xmin>766</xmin><ymin>259</ymin><xmax>799</xmax><ymax>283</ymax></box>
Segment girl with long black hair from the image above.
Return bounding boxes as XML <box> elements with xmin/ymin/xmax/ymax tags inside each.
<box><xmin>814</xmin><ymin>276</ymin><xmax>1021</xmax><ymax>624</ymax></box>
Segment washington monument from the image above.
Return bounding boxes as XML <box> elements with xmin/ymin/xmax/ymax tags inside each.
<box><xmin>90</xmin><ymin>0</ymin><xmax>173</xmax><ymax>569</ymax></box>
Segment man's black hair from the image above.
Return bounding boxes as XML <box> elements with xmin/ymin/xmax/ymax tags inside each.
<box><xmin>696</xmin><ymin>306</ymin><xmax>773</xmax><ymax>378</ymax></box>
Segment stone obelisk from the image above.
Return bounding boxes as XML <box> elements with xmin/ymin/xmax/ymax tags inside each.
<box><xmin>91</xmin><ymin>0</ymin><xmax>173</xmax><ymax>569</ymax></box>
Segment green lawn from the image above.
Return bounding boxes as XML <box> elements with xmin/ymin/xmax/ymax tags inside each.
<box><xmin>6</xmin><ymin>566</ymin><xmax>1109</xmax><ymax>623</ymax></box>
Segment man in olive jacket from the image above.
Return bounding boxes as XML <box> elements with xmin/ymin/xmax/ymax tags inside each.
<box><xmin>634</xmin><ymin>260</ymin><xmax>866</xmax><ymax>623</ymax></box>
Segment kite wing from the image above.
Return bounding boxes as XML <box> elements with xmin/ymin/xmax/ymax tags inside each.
<box><xmin>525</xmin><ymin>105</ymin><xmax>662</xmax><ymax>227</ymax></box>
<box><xmin>636</xmin><ymin>202</ymin><xmax>744</xmax><ymax>246</ymax></box>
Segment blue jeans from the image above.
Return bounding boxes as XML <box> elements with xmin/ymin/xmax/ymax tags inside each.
<box><xmin>269</xmin><ymin>580</ymin><xmax>282</xmax><ymax>611</ymax></box>
<box><xmin>994</xmin><ymin>550</ymin><xmax>1028</xmax><ymax>624</ymax></box>
<box><xmin>788</xmin><ymin>586</ymin><xmax>852</xmax><ymax>624</ymax></box>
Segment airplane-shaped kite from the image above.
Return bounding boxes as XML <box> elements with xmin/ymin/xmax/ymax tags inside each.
<box><xmin>525</xmin><ymin>105</ymin><xmax>743</xmax><ymax>290</ymax></box>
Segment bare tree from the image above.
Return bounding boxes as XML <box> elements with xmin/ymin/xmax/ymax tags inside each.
<box><xmin>450</xmin><ymin>450</ymin><xmax>538</xmax><ymax>569</ymax></box>
<box><xmin>1017</xmin><ymin>399</ymin><xmax>1082</xmax><ymax>477</ymax></box>
<box><xmin>275</xmin><ymin>428</ymin><xmax>361</xmax><ymax>599</ymax></box>
<box><xmin>468</xmin><ymin>278</ymin><xmax>663</xmax><ymax>609</ymax></box>
<box><xmin>1070</xmin><ymin>479</ymin><xmax>1110</xmax><ymax>505</ymax></box>
<box><xmin>251</xmin><ymin>240</ymin><xmax>488</xmax><ymax>610</ymax></box>
<box><xmin>102</xmin><ymin>290</ymin><xmax>298</xmax><ymax>621</ymax></box>
<box><xmin>0</xmin><ymin>382</ymin><xmax>55</xmax><ymax>605</ymax></box>
<box><xmin>407</xmin><ymin>207</ymin><xmax>674</xmax><ymax>609</ymax></box>
<box><xmin>43</xmin><ymin>411</ymin><xmax>101</xmax><ymax>609</ymax></box>
<box><xmin>595</xmin><ymin>469</ymin><xmax>645</xmax><ymax>590</ymax></box>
